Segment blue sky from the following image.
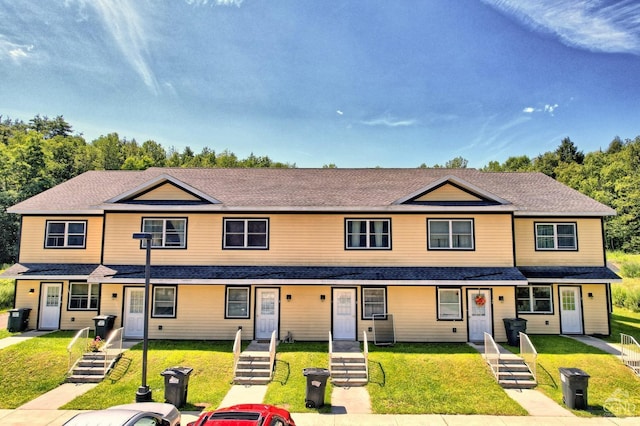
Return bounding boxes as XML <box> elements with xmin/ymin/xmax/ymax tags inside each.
<box><xmin>1</xmin><ymin>0</ymin><xmax>640</xmax><ymax>168</ymax></box>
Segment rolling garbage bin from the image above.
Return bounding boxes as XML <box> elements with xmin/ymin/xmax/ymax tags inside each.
<box><xmin>93</xmin><ymin>315</ymin><xmax>116</xmax><ymax>339</ymax></box>
<box><xmin>559</xmin><ymin>367</ymin><xmax>590</xmax><ymax>410</ymax></box>
<box><xmin>502</xmin><ymin>318</ymin><xmax>527</xmax><ymax>346</ymax></box>
<box><xmin>161</xmin><ymin>366</ymin><xmax>193</xmax><ymax>408</ymax></box>
<box><xmin>7</xmin><ymin>308</ymin><xmax>31</xmax><ymax>332</ymax></box>
<box><xmin>303</xmin><ymin>367</ymin><xmax>330</xmax><ymax>408</ymax></box>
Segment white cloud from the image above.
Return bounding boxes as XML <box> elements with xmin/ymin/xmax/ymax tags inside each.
<box><xmin>89</xmin><ymin>0</ymin><xmax>159</xmax><ymax>94</ymax></box>
<box><xmin>483</xmin><ymin>0</ymin><xmax>640</xmax><ymax>55</ymax></box>
<box><xmin>361</xmin><ymin>115</ymin><xmax>416</xmax><ymax>127</ymax></box>
<box><xmin>185</xmin><ymin>0</ymin><xmax>244</xmax><ymax>6</ymax></box>
<box><xmin>336</xmin><ymin>110</ymin><xmax>344</xmax><ymax>115</ymax></box>
<box><xmin>0</xmin><ymin>36</ymin><xmax>34</xmax><ymax>63</ymax></box>
<box><xmin>522</xmin><ymin>103</ymin><xmax>559</xmax><ymax>115</ymax></box>
<box><xmin>544</xmin><ymin>103</ymin><xmax>559</xmax><ymax>114</ymax></box>
<box><xmin>522</xmin><ymin>107</ymin><xmax>535</xmax><ymax>113</ymax></box>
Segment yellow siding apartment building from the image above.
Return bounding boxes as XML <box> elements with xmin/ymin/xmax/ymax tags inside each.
<box><xmin>2</xmin><ymin>168</ymin><xmax>620</xmax><ymax>343</ymax></box>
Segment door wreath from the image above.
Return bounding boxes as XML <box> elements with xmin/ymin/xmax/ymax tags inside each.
<box><xmin>475</xmin><ymin>294</ymin><xmax>486</xmax><ymax>306</ymax></box>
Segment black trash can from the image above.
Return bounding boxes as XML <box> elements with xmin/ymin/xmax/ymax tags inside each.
<box><xmin>503</xmin><ymin>318</ymin><xmax>527</xmax><ymax>346</ymax></box>
<box><xmin>161</xmin><ymin>366</ymin><xmax>193</xmax><ymax>408</ymax></box>
<box><xmin>303</xmin><ymin>367</ymin><xmax>330</xmax><ymax>408</ymax></box>
<box><xmin>92</xmin><ymin>315</ymin><xmax>116</xmax><ymax>339</ymax></box>
<box><xmin>559</xmin><ymin>367</ymin><xmax>590</xmax><ymax>410</ymax></box>
<box><xmin>7</xmin><ymin>308</ymin><xmax>31</xmax><ymax>332</ymax></box>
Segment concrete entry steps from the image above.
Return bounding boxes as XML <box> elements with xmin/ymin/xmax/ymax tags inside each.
<box><xmin>330</xmin><ymin>341</ymin><xmax>368</xmax><ymax>387</ymax></box>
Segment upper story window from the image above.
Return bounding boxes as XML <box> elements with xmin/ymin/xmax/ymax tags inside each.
<box><xmin>152</xmin><ymin>286</ymin><xmax>176</xmax><ymax>318</ymax></box>
<box><xmin>223</xmin><ymin>218</ymin><xmax>269</xmax><ymax>249</ymax></box>
<box><xmin>362</xmin><ymin>287</ymin><xmax>387</xmax><ymax>319</ymax></box>
<box><xmin>142</xmin><ymin>218</ymin><xmax>187</xmax><ymax>248</ymax></box>
<box><xmin>535</xmin><ymin>223</ymin><xmax>577</xmax><ymax>250</ymax></box>
<box><xmin>68</xmin><ymin>282</ymin><xmax>98</xmax><ymax>310</ymax></box>
<box><xmin>346</xmin><ymin>219</ymin><xmax>391</xmax><ymax>249</ymax></box>
<box><xmin>437</xmin><ymin>288</ymin><xmax>462</xmax><ymax>320</ymax></box>
<box><xmin>45</xmin><ymin>221</ymin><xmax>86</xmax><ymax>248</ymax></box>
<box><xmin>517</xmin><ymin>286</ymin><xmax>552</xmax><ymax>313</ymax></box>
<box><xmin>428</xmin><ymin>219</ymin><xmax>474</xmax><ymax>250</ymax></box>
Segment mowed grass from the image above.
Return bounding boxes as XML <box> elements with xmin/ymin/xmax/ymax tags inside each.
<box><xmin>0</xmin><ymin>331</ymin><xmax>73</xmax><ymax>408</ymax></box>
<box><xmin>264</xmin><ymin>342</ymin><xmax>332</xmax><ymax>413</ymax></box>
<box><xmin>532</xmin><ymin>335</ymin><xmax>640</xmax><ymax>417</ymax></box>
<box><xmin>605</xmin><ymin>306</ymin><xmax>640</xmax><ymax>343</ymax></box>
<box><xmin>367</xmin><ymin>343</ymin><xmax>527</xmax><ymax>415</ymax></box>
<box><xmin>62</xmin><ymin>340</ymin><xmax>238</xmax><ymax>411</ymax></box>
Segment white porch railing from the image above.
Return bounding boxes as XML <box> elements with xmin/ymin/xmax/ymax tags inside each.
<box><xmin>268</xmin><ymin>330</ymin><xmax>277</xmax><ymax>379</ymax></box>
<box><xmin>67</xmin><ymin>327</ymin><xmax>91</xmax><ymax>374</ymax></box>
<box><xmin>232</xmin><ymin>328</ymin><xmax>242</xmax><ymax>377</ymax></box>
<box><xmin>102</xmin><ymin>327</ymin><xmax>124</xmax><ymax>375</ymax></box>
<box><xmin>484</xmin><ymin>332</ymin><xmax>500</xmax><ymax>379</ymax></box>
<box><xmin>328</xmin><ymin>332</ymin><xmax>333</xmax><ymax>375</ymax></box>
<box><xmin>519</xmin><ymin>331</ymin><xmax>537</xmax><ymax>382</ymax></box>
<box><xmin>621</xmin><ymin>333</ymin><xmax>640</xmax><ymax>376</ymax></box>
<box><xmin>363</xmin><ymin>330</ymin><xmax>369</xmax><ymax>381</ymax></box>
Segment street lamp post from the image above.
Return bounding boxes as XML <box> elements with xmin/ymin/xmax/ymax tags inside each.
<box><xmin>132</xmin><ymin>232</ymin><xmax>153</xmax><ymax>402</ymax></box>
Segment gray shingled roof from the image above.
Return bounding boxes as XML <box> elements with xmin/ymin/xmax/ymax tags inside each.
<box><xmin>8</xmin><ymin>168</ymin><xmax>616</xmax><ymax>215</ymax></box>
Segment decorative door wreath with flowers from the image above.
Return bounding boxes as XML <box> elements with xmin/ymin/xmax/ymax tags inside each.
<box><xmin>475</xmin><ymin>294</ymin><xmax>486</xmax><ymax>306</ymax></box>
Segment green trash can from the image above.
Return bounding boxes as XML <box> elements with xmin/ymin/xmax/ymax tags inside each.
<box><xmin>7</xmin><ymin>308</ymin><xmax>31</xmax><ymax>332</ymax></box>
<box><xmin>559</xmin><ymin>367</ymin><xmax>590</xmax><ymax>410</ymax></box>
<box><xmin>303</xmin><ymin>367</ymin><xmax>330</xmax><ymax>408</ymax></box>
<box><xmin>93</xmin><ymin>315</ymin><xmax>116</xmax><ymax>339</ymax></box>
<box><xmin>161</xmin><ymin>366</ymin><xmax>193</xmax><ymax>408</ymax></box>
<box><xmin>503</xmin><ymin>318</ymin><xmax>527</xmax><ymax>346</ymax></box>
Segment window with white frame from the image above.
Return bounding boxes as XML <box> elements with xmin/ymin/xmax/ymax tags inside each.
<box><xmin>142</xmin><ymin>218</ymin><xmax>186</xmax><ymax>248</ymax></box>
<box><xmin>226</xmin><ymin>287</ymin><xmax>250</xmax><ymax>318</ymax></box>
<box><xmin>535</xmin><ymin>223</ymin><xmax>577</xmax><ymax>250</ymax></box>
<box><xmin>152</xmin><ymin>286</ymin><xmax>176</xmax><ymax>317</ymax></box>
<box><xmin>516</xmin><ymin>286</ymin><xmax>552</xmax><ymax>313</ymax></box>
<box><xmin>223</xmin><ymin>219</ymin><xmax>268</xmax><ymax>249</ymax></box>
<box><xmin>346</xmin><ymin>219</ymin><xmax>391</xmax><ymax>249</ymax></box>
<box><xmin>437</xmin><ymin>288</ymin><xmax>462</xmax><ymax>320</ymax></box>
<box><xmin>45</xmin><ymin>221</ymin><xmax>86</xmax><ymax>248</ymax></box>
<box><xmin>68</xmin><ymin>282</ymin><xmax>99</xmax><ymax>310</ymax></box>
<box><xmin>362</xmin><ymin>288</ymin><xmax>386</xmax><ymax>319</ymax></box>
<box><xmin>428</xmin><ymin>219</ymin><xmax>474</xmax><ymax>249</ymax></box>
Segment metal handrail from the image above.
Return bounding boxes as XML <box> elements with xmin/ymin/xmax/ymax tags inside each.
<box><xmin>328</xmin><ymin>332</ymin><xmax>333</xmax><ymax>375</ymax></box>
<box><xmin>102</xmin><ymin>327</ymin><xmax>124</xmax><ymax>375</ymax></box>
<box><xmin>621</xmin><ymin>333</ymin><xmax>640</xmax><ymax>375</ymax></box>
<box><xmin>363</xmin><ymin>330</ymin><xmax>369</xmax><ymax>381</ymax></box>
<box><xmin>232</xmin><ymin>328</ymin><xmax>242</xmax><ymax>377</ymax></box>
<box><xmin>484</xmin><ymin>332</ymin><xmax>500</xmax><ymax>379</ymax></box>
<box><xmin>67</xmin><ymin>327</ymin><xmax>91</xmax><ymax>374</ymax></box>
<box><xmin>519</xmin><ymin>332</ymin><xmax>537</xmax><ymax>382</ymax></box>
<box><xmin>268</xmin><ymin>330</ymin><xmax>277</xmax><ymax>379</ymax></box>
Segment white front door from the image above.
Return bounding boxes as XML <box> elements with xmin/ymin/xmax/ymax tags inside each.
<box><xmin>124</xmin><ymin>287</ymin><xmax>145</xmax><ymax>339</ymax></box>
<box><xmin>468</xmin><ymin>289</ymin><xmax>492</xmax><ymax>342</ymax></box>
<box><xmin>333</xmin><ymin>288</ymin><xmax>356</xmax><ymax>340</ymax></box>
<box><xmin>40</xmin><ymin>283</ymin><xmax>62</xmax><ymax>330</ymax></box>
<box><xmin>255</xmin><ymin>288</ymin><xmax>279</xmax><ymax>340</ymax></box>
<box><xmin>560</xmin><ymin>287</ymin><xmax>583</xmax><ymax>334</ymax></box>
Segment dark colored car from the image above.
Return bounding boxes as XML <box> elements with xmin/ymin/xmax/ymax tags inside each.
<box><xmin>187</xmin><ymin>404</ymin><xmax>296</xmax><ymax>426</ymax></box>
<box><xmin>63</xmin><ymin>402</ymin><xmax>181</xmax><ymax>426</ymax></box>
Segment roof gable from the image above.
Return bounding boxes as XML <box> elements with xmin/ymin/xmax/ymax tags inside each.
<box><xmin>394</xmin><ymin>175</ymin><xmax>510</xmax><ymax>206</ymax></box>
<box><xmin>106</xmin><ymin>174</ymin><xmax>220</xmax><ymax>205</ymax></box>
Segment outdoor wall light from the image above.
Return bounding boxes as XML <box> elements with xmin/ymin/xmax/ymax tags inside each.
<box><xmin>28</xmin><ymin>288</ymin><xmax>35</xmax><ymax>294</ymax></box>
<box><xmin>158</xmin><ymin>325</ymin><xmax>163</xmax><ymax>330</ymax></box>
<box><xmin>498</xmin><ymin>295</ymin><xmax>504</xmax><ymax>302</ymax></box>
<box><xmin>112</xmin><ymin>293</ymin><xmax>118</xmax><ymax>299</ymax></box>
<box><xmin>588</xmin><ymin>292</ymin><xmax>594</xmax><ymax>298</ymax></box>
<box><xmin>452</xmin><ymin>327</ymin><xmax>457</xmax><ymax>333</ymax></box>
<box><xmin>320</xmin><ymin>294</ymin><xmax>326</xmax><ymax>301</ymax></box>
<box><xmin>286</xmin><ymin>294</ymin><xmax>292</xmax><ymax>301</ymax></box>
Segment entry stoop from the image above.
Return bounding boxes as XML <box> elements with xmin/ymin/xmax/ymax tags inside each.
<box><xmin>66</xmin><ymin>353</ymin><xmax>112</xmax><ymax>383</ymax></box>
<box><xmin>233</xmin><ymin>351</ymin><xmax>273</xmax><ymax>385</ymax></box>
<box><xmin>497</xmin><ymin>354</ymin><xmax>537</xmax><ymax>389</ymax></box>
<box><xmin>331</xmin><ymin>352</ymin><xmax>368</xmax><ymax>387</ymax></box>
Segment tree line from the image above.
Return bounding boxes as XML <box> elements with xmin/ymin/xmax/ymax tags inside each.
<box><xmin>1</xmin><ymin>115</ymin><xmax>638</xmax><ymax>264</ymax></box>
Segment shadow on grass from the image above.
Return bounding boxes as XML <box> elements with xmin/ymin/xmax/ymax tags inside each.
<box><xmin>535</xmin><ymin>363</ymin><xmax>559</xmax><ymax>390</ymax></box>
<box><xmin>271</xmin><ymin>359</ymin><xmax>291</xmax><ymax>385</ymax></box>
<box><xmin>367</xmin><ymin>360</ymin><xmax>386</xmax><ymax>387</ymax></box>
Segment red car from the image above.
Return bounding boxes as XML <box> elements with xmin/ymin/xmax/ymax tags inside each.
<box><xmin>187</xmin><ymin>404</ymin><xmax>296</xmax><ymax>426</ymax></box>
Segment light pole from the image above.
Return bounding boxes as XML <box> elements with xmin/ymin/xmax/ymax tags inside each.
<box><xmin>132</xmin><ymin>232</ymin><xmax>152</xmax><ymax>402</ymax></box>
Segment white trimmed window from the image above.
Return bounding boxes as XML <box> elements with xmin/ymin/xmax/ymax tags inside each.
<box><xmin>152</xmin><ymin>286</ymin><xmax>176</xmax><ymax>317</ymax></box>
<box><xmin>346</xmin><ymin>219</ymin><xmax>391</xmax><ymax>249</ymax></box>
<box><xmin>517</xmin><ymin>286</ymin><xmax>552</xmax><ymax>313</ymax></box>
<box><xmin>45</xmin><ymin>221</ymin><xmax>86</xmax><ymax>248</ymax></box>
<box><xmin>438</xmin><ymin>288</ymin><xmax>462</xmax><ymax>320</ymax></box>
<box><xmin>142</xmin><ymin>218</ymin><xmax>186</xmax><ymax>248</ymax></box>
<box><xmin>362</xmin><ymin>288</ymin><xmax>386</xmax><ymax>319</ymax></box>
<box><xmin>224</xmin><ymin>219</ymin><xmax>268</xmax><ymax>249</ymax></box>
<box><xmin>535</xmin><ymin>223</ymin><xmax>577</xmax><ymax>250</ymax></box>
<box><xmin>226</xmin><ymin>287</ymin><xmax>250</xmax><ymax>318</ymax></box>
<box><xmin>428</xmin><ymin>219</ymin><xmax>473</xmax><ymax>249</ymax></box>
<box><xmin>68</xmin><ymin>282</ymin><xmax>99</xmax><ymax>310</ymax></box>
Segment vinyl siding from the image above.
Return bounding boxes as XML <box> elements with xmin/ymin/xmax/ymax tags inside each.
<box><xmin>279</xmin><ymin>286</ymin><xmax>332</xmax><ymax>341</ymax></box>
<box><xmin>19</xmin><ymin>216</ymin><xmax>103</xmax><ymax>263</ymax></box>
<box><xmin>514</xmin><ymin>218</ymin><xmax>605</xmax><ymax>266</ymax></box>
<box><xmin>415</xmin><ymin>184</ymin><xmax>482</xmax><ymax>202</ymax></box>
<box><xmin>134</xmin><ymin>183</ymin><xmax>200</xmax><ymax>201</ymax></box>
<box><xmin>582</xmin><ymin>284</ymin><xmax>609</xmax><ymax>335</ymax></box>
